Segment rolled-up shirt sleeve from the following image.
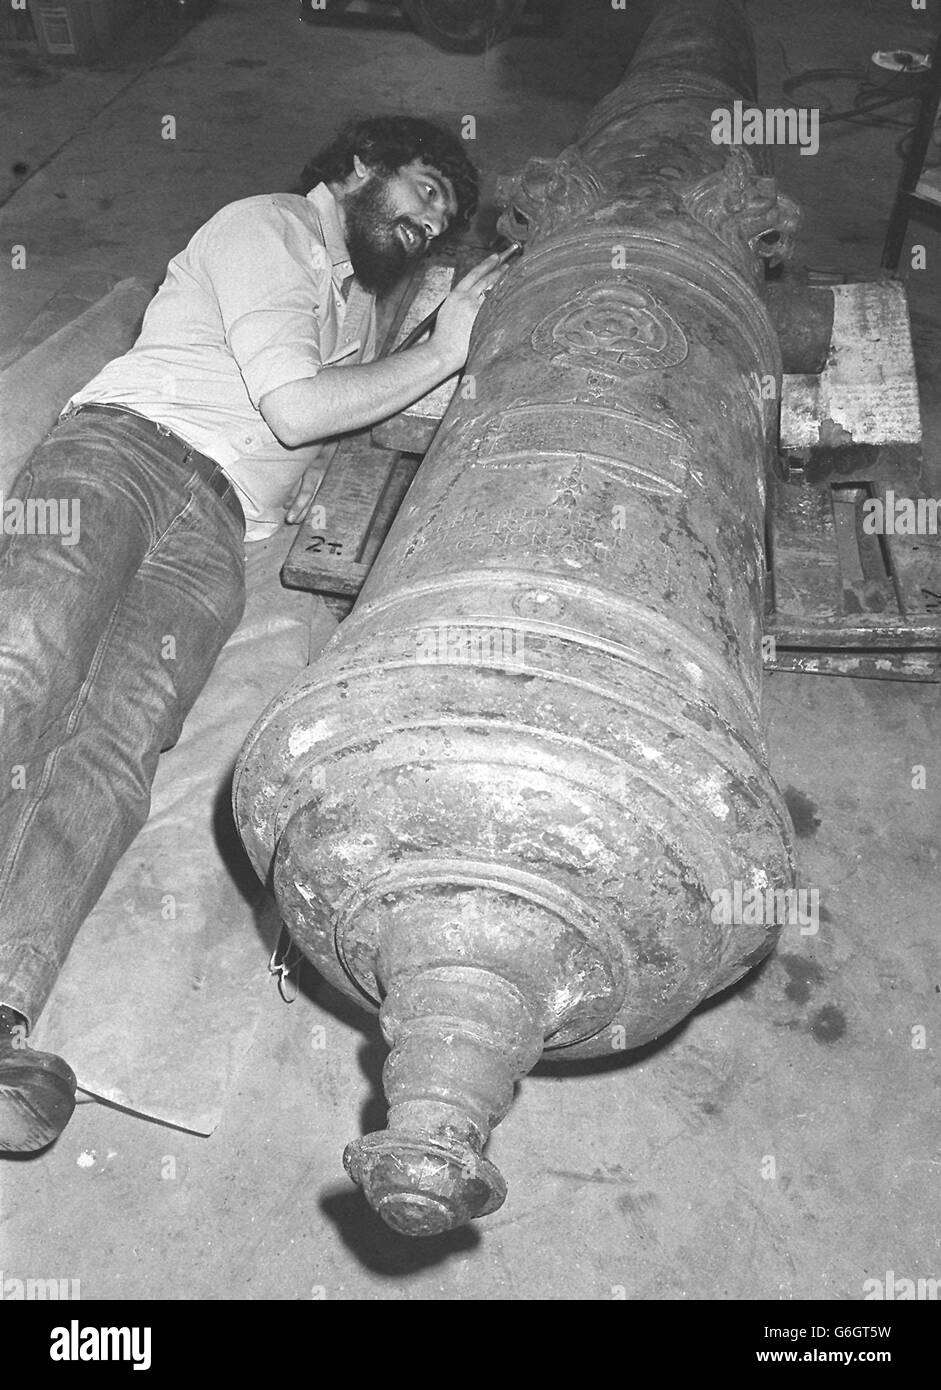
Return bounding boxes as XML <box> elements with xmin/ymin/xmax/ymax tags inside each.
<box><xmin>202</xmin><ymin>203</ymin><xmax>332</xmax><ymax>408</ymax></box>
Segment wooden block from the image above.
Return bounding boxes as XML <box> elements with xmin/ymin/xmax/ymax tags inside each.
<box><xmin>374</xmin><ymin>256</ymin><xmax>431</xmax><ymax>357</ymax></box>
<box><xmin>766</xmin><ymin>614</ymin><xmax>941</xmax><ymax>647</ymax></box>
<box><xmin>767</xmin><ymin>649</ymin><xmax>939</xmax><ymax>680</ymax></box>
<box><xmin>370</xmin><ymin>408</ymin><xmax>440</xmax><ymax>455</ymax></box>
<box><xmin>779</xmin><ymin>281</ymin><xmax>922</xmax><ymax>483</ymax></box>
<box><xmin>830</xmin><ymin>485</ymin><xmax>898</xmax><ymax>615</ymax></box>
<box><xmin>359</xmin><ymin>450</ymin><xmax>422</xmax><ymax>571</ymax></box>
<box><xmin>388</xmin><ymin>262</ymin><xmax>457</xmax><ymax>350</ymax></box>
<box><xmin>281</xmin><ymin>435</ymin><xmax>419</xmax><ymax>596</ymax></box>
<box><xmin>767</xmin><ymin>479</ymin><xmax>844</xmax><ymax>621</ymax></box>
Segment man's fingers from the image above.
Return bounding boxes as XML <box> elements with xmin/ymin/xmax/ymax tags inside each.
<box><xmin>286</xmin><ymin>495</ymin><xmax>313</xmax><ymax>523</ymax></box>
<box><xmin>475</xmin><ymin>266</ymin><xmax>507</xmax><ymax>294</ymax></box>
<box><xmin>286</xmin><ymin>478</ymin><xmax>316</xmax><ymax>523</ymax></box>
<box><xmin>457</xmin><ymin>265</ymin><xmax>508</xmax><ymax>307</ymax></box>
<box><xmin>454</xmin><ymin>252</ymin><xmax>502</xmax><ymax>292</ymax></box>
<box><xmin>463</xmin><ymin>268</ymin><xmax>507</xmax><ymax>312</ymax></box>
<box><xmin>285</xmin><ymin>456</ymin><xmax>330</xmax><ymax>524</ymax></box>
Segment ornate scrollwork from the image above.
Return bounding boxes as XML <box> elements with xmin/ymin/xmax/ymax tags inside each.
<box><xmin>682</xmin><ymin>148</ymin><xmax>802</xmax><ymax>269</ymax></box>
<box><xmin>495</xmin><ymin>145</ymin><xmax>608</xmax><ymax>245</ymax></box>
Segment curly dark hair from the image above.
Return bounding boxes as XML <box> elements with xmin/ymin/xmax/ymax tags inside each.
<box><xmin>294</xmin><ymin>115</ymin><xmax>479</xmax><ymax>229</ymax></box>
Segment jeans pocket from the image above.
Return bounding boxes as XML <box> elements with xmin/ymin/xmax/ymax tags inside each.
<box><xmin>145</xmin><ymin>487</ymin><xmax>199</xmax><ymax>558</ymax></box>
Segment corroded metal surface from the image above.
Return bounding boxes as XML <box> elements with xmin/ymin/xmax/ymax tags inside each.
<box><xmin>234</xmin><ymin>0</ymin><xmax>799</xmax><ymax>1236</ymax></box>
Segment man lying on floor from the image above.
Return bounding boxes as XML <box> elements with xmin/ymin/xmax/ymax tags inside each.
<box><xmin>0</xmin><ymin>114</ymin><xmax>506</xmax><ymax>1153</ymax></box>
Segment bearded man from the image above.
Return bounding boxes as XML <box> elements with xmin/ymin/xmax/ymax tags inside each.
<box><xmin>0</xmin><ymin>115</ymin><xmax>504</xmax><ymax>1152</ymax></box>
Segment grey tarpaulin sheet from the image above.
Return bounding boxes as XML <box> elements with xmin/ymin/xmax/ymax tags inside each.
<box><xmin>31</xmin><ymin>526</ymin><xmax>339</xmax><ymax>1135</ymax></box>
<box><xmin>0</xmin><ymin>277</ymin><xmax>155</xmax><ymax>492</ymax></box>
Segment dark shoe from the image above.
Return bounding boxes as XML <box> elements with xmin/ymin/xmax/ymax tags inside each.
<box><xmin>0</xmin><ymin>1014</ymin><xmax>77</xmax><ymax>1153</ymax></box>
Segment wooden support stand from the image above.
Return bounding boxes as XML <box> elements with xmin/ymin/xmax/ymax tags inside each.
<box><xmin>769</xmin><ymin>278</ymin><xmax>941</xmax><ymax>679</ymax></box>
<box><xmin>280</xmin><ymin>438</ymin><xmax>420</xmax><ymax>620</ymax></box>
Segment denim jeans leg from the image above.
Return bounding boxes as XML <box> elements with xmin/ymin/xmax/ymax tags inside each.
<box><xmin>0</xmin><ymin>414</ymin><xmax>246</xmax><ymax>1027</ymax></box>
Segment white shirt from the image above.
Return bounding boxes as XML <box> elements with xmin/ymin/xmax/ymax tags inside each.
<box><xmin>69</xmin><ymin>184</ymin><xmax>377</xmax><ymax>539</ymax></box>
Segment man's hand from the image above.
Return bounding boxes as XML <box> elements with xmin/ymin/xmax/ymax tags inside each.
<box><xmin>428</xmin><ymin>252</ymin><xmax>509</xmax><ymax>376</ymax></box>
<box><xmin>285</xmin><ymin>460</ymin><xmax>325</xmax><ymax>524</ymax></box>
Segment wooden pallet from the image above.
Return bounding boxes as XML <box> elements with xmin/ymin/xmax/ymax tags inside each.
<box><xmin>765</xmin><ymin>478</ymin><xmax>941</xmax><ymax>680</ymax></box>
<box><xmin>769</xmin><ymin>279</ymin><xmax>941</xmax><ymax>678</ymax></box>
<box><xmin>280</xmin><ymin>437</ymin><xmax>419</xmax><ymax>618</ymax></box>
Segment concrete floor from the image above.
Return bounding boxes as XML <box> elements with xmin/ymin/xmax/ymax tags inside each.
<box><xmin>0</xmin><ymin>0</ymin><xmax>939</xmax><ymax>1300</ymax></box>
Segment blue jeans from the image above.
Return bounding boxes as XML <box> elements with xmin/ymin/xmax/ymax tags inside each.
<box><xmin>0</xmin><ymin>407</ymin><xmax>246</xmax><ymax>1029</ymax></box>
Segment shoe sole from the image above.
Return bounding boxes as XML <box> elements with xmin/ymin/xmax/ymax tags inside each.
<box><xmin>0</xmin><ymin>1052</ymin><xmax>77</xmax><ymax>1153</ymax></box>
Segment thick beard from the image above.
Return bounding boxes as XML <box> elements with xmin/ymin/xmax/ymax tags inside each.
<box><xmin>342</xmin><ymin>174</ymin><xmax>427</xmax><ymax>297</ymax></box>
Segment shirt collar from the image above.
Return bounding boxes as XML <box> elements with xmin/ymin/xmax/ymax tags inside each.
<box><xmin>306</xmin><ymin>182</ymin><xmax>354</xmax><ymax>285</ymax></box>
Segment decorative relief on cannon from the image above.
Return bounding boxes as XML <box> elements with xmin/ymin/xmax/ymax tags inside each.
<box><xmin>474</xmin><ymin>406</ymin><xmax>692</xmax><ymax>498</ymax></box>
<box><xmin>682</xmin><ymin>148</ymin><xmax>802</xmax><ymax>270</ymax></box>
<box><xmin>494</xmin><ymin>145</ymin><xmax>608</xmax><ymax>246</ymax></box>
<box><xmin>531</xmin><ymin>281</ymin><xmax>689</xmax><ymax>376</ymax></box>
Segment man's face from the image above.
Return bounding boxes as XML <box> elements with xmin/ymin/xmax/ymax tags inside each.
<box><xmin>342</xmin><ymin>156</ymin><xmax>458</xmax><ymax>297</ymax></box>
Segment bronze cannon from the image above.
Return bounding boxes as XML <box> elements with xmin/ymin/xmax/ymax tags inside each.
<box><xmin>234</xmin><ymin>0</ymin><xmax>799</xmax><ymax>1237</ymax></box>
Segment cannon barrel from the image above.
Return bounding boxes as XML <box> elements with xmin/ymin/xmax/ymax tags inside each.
<box><xmin>234</xmin><ymin>0</ymin><xmax>799</xmax><ymax>1237</ymax></box>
